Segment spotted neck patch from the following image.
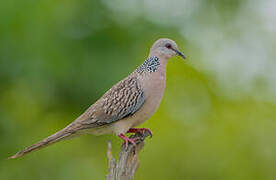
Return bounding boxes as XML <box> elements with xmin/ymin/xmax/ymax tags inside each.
<box><xmin>136</xmin><ymin>56</ymin><xmax>160</xmax><ymax>74</ymax></box>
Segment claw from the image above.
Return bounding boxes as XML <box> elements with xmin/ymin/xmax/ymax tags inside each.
<box><xmin>118</xmin><ymin>134</ymin><xmax>136</xmax><ymax>149</ymax></box>
<box><xmin>127</xmin><ymin>128</ymin><xmax>153</xmax><ymax>138</ymax></box>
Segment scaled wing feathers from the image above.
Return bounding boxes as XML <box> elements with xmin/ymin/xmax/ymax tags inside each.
<box><xmin>71</xmin><ymin>75</ymin><xmax>145</xmax><ymax>130</ymax></box>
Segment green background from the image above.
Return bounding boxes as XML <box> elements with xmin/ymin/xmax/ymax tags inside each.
<box><xmin>1</xmin><ymin>0</ymin><xmax>276</xmax><ymax>179</ymax></box>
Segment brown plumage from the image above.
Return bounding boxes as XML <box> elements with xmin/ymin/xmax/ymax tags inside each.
<box><xmin>9</xmin><ymin>75</ymin><xmax>144</xmax><ymax>159</ymax></box>
<box><xmin>9</xmin><ymin>38</ymin><xmax>186</xmax><ymax>159</ymax></box>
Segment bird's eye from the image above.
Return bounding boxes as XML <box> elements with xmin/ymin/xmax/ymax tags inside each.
<box><xmin>165</xmin><ymin>43</ymin><xmax>172</xmax><ymax>49</ymax></box>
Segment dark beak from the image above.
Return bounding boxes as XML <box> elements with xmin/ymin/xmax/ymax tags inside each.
<box><xmin>172</xmin><ymin>48</ymin><xmax>186</xmax><ymax>59</ymax></box>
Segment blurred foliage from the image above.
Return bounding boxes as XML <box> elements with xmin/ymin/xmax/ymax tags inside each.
<box><xmin>1</xmin><ymin>0</ymin><xmax>276</xmax><ymax>179</ymax></box>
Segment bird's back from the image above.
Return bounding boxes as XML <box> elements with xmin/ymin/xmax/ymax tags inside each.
<box><xmin>67</xmin><ymin>73</ymin><xmax>146</xmax><ymax>132</ymax></box>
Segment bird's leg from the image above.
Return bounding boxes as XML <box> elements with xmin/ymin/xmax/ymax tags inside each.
<box><xmin>118</xmin><ymin>134</ymin><xmax>136</xmax><ymax>149</ymax></box>
<box><xmin>127</xmin><ymin>128</ymin><xmax>153</xmax><ymax>138</ymax></box>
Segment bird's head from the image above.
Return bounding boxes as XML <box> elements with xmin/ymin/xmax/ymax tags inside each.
<box><xmin>150</xmin><ymin>38</ymin><xmax>186</xmax><ymax>60</ymax></box>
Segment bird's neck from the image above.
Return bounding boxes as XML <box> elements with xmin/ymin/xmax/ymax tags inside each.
<box><xmin>135</xmin><ymin>54</ymin><xmax>168</xmax><ymax>75</ymax></box>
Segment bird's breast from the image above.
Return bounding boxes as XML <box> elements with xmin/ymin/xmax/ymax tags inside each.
<box><xmin>143</xmin><ymin>71</ymin><xmax>166</xmax><ymax>100</ymax></box>
<box><xmin>131</xmin><ymin>71</ymin><xmax>166</xmax><ymax>125</ymax></box>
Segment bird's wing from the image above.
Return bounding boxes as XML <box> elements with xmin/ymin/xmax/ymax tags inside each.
<box><xmin>69</xmin><ymin>75</ymin><xmax>145</xmax><ymax>131</ymax></box>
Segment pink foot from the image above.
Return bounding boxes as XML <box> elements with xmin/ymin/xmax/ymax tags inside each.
<box><xmin>118</xmin><ymin>134</ymin><xmax>136</xmax><ymax>149</ymax></box>
<box><xmin>127</xmin><ymin>128</ymin><xmax>153</xmax><ymax>138</ymax></box>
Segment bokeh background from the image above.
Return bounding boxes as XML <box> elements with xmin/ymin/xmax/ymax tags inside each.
<box><xmin>1</xmin><ymin>0</ymin><xmax>276</xmax><ymax>179</ymax></box>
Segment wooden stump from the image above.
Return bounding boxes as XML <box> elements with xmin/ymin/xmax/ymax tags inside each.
<box><xmin>106</xmin><ymin>131</ymin><xmax>151</xmax><ymax>180</ymax></box>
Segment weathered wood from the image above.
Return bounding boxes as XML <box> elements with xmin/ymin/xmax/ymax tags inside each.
<box><xmin>106</xmin><ymin>132</ymin><xmax>150</xmax><ymax>180</ymax></box>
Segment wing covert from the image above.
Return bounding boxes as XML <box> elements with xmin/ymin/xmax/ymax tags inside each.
<box><xmin>71</xmin><ymin>75</ymin><xmax>145</xmax><ymax>130</ymax></box>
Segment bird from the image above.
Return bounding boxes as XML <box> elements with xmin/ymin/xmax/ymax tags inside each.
<box><xmin>9</xmin><ymin>38</ymin><xmax>186</xmax><ymax>159</ymax></box>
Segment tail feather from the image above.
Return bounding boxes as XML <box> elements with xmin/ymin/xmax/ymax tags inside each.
<box><xmin>9</xmin><ymin>129</ymin><xmax>74</xmax><ymax>159</ymax></box>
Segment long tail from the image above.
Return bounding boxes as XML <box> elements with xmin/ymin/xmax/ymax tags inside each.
<box><xmin>8</xmin><ymin>127</ymin><xmax>75</xmax><ymax>159</ymax></box>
